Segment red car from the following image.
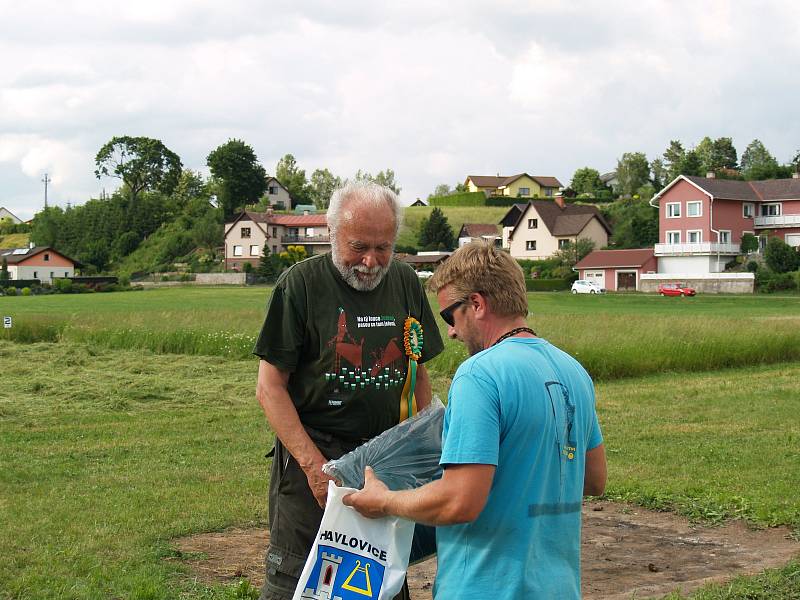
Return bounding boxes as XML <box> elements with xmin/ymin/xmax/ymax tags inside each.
<box><xmin>658</xmin><ymin>283</ymin><xmax>696</xmax><ymax>297</ymax></box>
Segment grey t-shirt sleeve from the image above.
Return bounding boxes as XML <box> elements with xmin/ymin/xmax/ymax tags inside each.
<box><xmin>252</xmin><ymin>275</ymin><xmax>307</xmax><ymax>371</ymax></box>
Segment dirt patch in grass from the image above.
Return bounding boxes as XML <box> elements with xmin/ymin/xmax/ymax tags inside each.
<box><xmin>172</xmin><ymin>501</ymin><xmax>799</xmax><ymax>599</ymax></box>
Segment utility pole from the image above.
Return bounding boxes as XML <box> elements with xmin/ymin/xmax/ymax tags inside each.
<box><xmin>42</xmin><ymin>173</ymin><xmax>51</xmax><ymax>208</ymax></box>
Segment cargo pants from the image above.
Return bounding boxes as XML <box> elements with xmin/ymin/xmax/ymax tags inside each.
<box><xmin>259</xmin><ymin>427</ymin><xmax>412</xmax><ymax>600</ymax></box>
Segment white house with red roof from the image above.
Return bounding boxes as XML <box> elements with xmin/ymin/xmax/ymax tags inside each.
<box><xmin>223</xmin><ymin>209</ymin><xmax>329</xmax><ymax>270</ymax></box>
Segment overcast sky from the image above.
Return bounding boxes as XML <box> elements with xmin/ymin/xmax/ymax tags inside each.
<box><xmin>2</xmin><ymin>0</ymin><xmax>800</xmax><ymax>220</ymax></box>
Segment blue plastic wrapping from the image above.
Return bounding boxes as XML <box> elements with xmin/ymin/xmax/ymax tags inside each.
<box><xmin>322</xmin><ymin>396</ymin><xmax>445</xmax><ymax>491</ymax></box>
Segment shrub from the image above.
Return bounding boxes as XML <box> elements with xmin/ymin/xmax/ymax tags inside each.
<box><xmin>740</xmin><ymin>233</ymin><xmax>759</xmax><ymax>254</ymax></box>
<box><xmin>525</xmin><ymin>278</ymin><xmax>572</xmax><ymax>291</ymax></box>
<box><xmin>118</xmin><ymin>275</ymin><xmax>130</xmax><ymax>287</ymax></box>
<box><xmin>21</xmin><ymin>287</ymin><xmax>31</xmax><ymax>296</ymax></box>
<box><xmin>242</xmin><ymin>262</ymin><xmax>253</xmax><ymax>273</ymax></box>
<box><xmin>764</xmin><ymin>236</ymin><xmax>800</xmax><ymax>273</ymax></box>
<box><xmin>746</xmin><ymin>261</ymin><xmax>759</xmax><ymax>273</ymax></box>
<box><xmin>4</xmin><ymin>286</ymin><xmax>17</xmax><ymax>296</ymax></box>
<box><xmin>53</xmin><ymin>278</ymin><xmax>73</xmax><ymax>293</ymax></box>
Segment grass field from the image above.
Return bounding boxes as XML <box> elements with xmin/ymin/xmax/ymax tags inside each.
<box><xmin>2</xmin><ymin>288</ymin><xmax>800</xmax><ymax>598</ymax></box>
<box><xmin>3</xmin><ymin>288</ymin><xmax>800</xmax><ymax>380</ymax></box>
<box><xmin>396</xmin><ymin>206</ymin><xmax>510</xmax><ymax>248</ymax></box>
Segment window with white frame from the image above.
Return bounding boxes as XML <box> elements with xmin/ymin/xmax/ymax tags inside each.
<box><xmin>667</xmin><ymin>202</ymin><xmax>681</xmax><ymax>218</ymax></box>
<box><xmin>233</xmin><ymin>245</ymin><xmax>243</xmax><ymax>256</ymax></box>
<box><xmin>250</xmin><ymin>245</ymin><xmax>259</xmax><ymax>256</ymax></box>
<box><xmin>528</xmin><ymin>218</ymin><xmax>538</xmax><ymax>229</ymax></box>
<box><xmin>526</xmin><ymin>240</ymin><xmax>537</xmax><ymax>251</ymax></box>
<box><xmin>687</xmin><ymin>230</ymin><xmax>702</xmax><ymax>243</ymax></box>
<box><xmin>687</xmin><ymin>201</ymin><xmax>702</xmax><ymax>217</ymax></box>
<box><xmin>743</xmin><ymin>203</ymin><xmax>754</xmax><ymax>218</ymax></box>
<box><xmin>760</xmin><ymin>203</ymin><xmax>781</xmax><ymax>217</ymax></box>
<box><xmin>666</xmin><ymin>231</ymin><xmax>680</xmax><ymax>244</ymax></box>
<box><xmin>718</xmin><ymin>230</ymin><xmax>731</xmax><ymax>244</ymax></box>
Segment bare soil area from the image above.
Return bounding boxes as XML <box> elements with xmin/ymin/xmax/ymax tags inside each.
<box><xmin>171</xmin><ymin>501</ymin><xmax>799</xmax><ymax>599</ymax></box>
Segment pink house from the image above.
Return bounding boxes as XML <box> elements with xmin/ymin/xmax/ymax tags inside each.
<box><xmin>650</xmin><ymin>174</ymin><xmax>800</xmax><ymax>274</ymax></box>
<box><xmin>574</xmin><ymin>248</ymin><xmax>657</xmax><ymax>291</ymax></box>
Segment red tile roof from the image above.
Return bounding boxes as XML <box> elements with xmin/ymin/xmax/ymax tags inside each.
<box><xmin>269</xmin><ymin>214</ymin><xmax>327</xmax><ymax>227</ymax></box>
<box><xmin>467</xmin><ymin>173</ymin><xmax>563</xmax><ymax>189</ymax></box>
<box><xmin>459</xmin><ymin>223</ymin><xmax>499</xmax><ymax>238</ymax></box>
<box><xmin>663</xmin><ymin>175</ymin><xmax>800</xmax><ymax>202</ymax></box>
<box><xmin>575</xmin><ymin>248</ymin><xmax>655</xmax><ymax>269</ymax></box>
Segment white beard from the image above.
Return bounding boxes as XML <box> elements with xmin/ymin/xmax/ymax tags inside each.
<box><xmin>331</xmin><ymin>248</ymin><xmax>392</xmax><ymax>291</ymax></box>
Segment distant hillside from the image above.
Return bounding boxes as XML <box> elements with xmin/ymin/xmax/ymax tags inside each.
<box><xmin>0</xmin><ymin>233</ymin><xmax>30</xmax><ymax>249</ymax></box>
<box><xmin>398</xmin><ymin>205</ymin><xmax>510</xmax><ymax>249</ymax></box>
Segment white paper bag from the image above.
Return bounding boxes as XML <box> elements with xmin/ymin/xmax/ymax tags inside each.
<box><xmin>293</xmin><ymin>481</ymin><xmax>415</xmax><ymax>600</ymax></box>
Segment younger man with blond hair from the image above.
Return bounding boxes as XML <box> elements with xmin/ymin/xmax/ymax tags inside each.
<box><xmin>345</xmin><ymin>241</ymin><xmax>606</xmax><ymax>599</ymax></box>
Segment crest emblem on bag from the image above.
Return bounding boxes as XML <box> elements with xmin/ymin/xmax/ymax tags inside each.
<box><xmin>301</xmin><ymin>545</ymin><xmax>385</xmax><ymax>599</ymax></box>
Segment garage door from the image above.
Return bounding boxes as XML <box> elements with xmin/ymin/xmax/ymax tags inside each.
<box><xmin>584</xmin><ymin>270</ymin><xmax>605</xmax><ymax>288</ymax></box>
<box><xmin>787</xmin><ymin>234</ymin><xmax>800</xmax><ymax>248</ymax></box>
<box><xmin>617</xmin><ymin>271</ymin><xmax>637</xmax><ymax>291</ymax></box>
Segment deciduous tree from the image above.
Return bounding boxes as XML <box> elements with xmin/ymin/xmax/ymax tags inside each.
<box><xmin>207</xmin><ymin>139</ymin><xmax>268</xmax><ymax>220</ymax></box>
<box><xmin>276</xmin><ymin>154</ymin><xmax>311</xmax><ymax>207</ymax></box>
<box><xmin>95</xmin><ymin>136</ymin><xmax>182</xmax><ymax>207</ymax></box>
<box><xmin>615</xmin><ymin>152</ymin><xmax>650</xmax><ymax>197</ymax></box>
<box><xmin>570</xmin><ymin>167</ymin><xmax>602</xmax><ymax>195</ymax></box>
<box><xmin>764</xmin><ymin>236</ymin><xmax>800</xmax><ymax>273</ymax></box>
<box><xmin>309</xmin><ymin>168</ymin><xmax>342</xmax><ymax>209</ymax></box>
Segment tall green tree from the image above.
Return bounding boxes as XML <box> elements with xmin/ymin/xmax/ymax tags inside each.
<box><xmin>615</xmin><ymin>152</ymin><xmax>650</xmax><ymax>197</ymax></box>
<box><xmin>94</xmin><ymin>136</ymin><xmax>182</xmax><ymax>207</ymax></box>
<box><xmin>604</xmin><ymin>198</ymin><xmax>659</xmax><ymax>248</ymax></box>
<box><xmin>354</xmin><ymin>169</ymin><xmax>401</xmax><ymax>195</ymax></box>
<box><xmin>309</xmin><ymin>168</ymin><xmax>342</xmax><ymax>209</ymax></box>
<box><xmin>711</xmin><ymin>137</ymin><xmax>738</xmax><ymax>170</ymax></box>
<box><xmin>679</xmin><ymin>150</ymin><xmax>704</xmax><ymax>177</ymax></box>
<box><xmin>418</xmin><ymin>207</ymin><xmax>455</xmax><ymax>250</ymax></box>
<box><xmin>257</xmin><ymin>246</ymin><xmax>280</xmax><ymax>281</ymax></box>
<box><xmin>650</xmin><ymin>158</ymin><xmax>667</xmax><ymax>190</ymax></box>
<box><xmin>275</xmin><ymin>154</ymin><xmax>311</xmax><ymax>207</ymax></box>
<box><xmin>570</xmin><ymin>167</ymin><xmax>602</xmax><ymax>195</ymax></box>
<box><xmin>429</xmin><ymin>183</ymin><xmax>452</xmax><ymax>198</ymax></box>
<box><xmin>207</xmin><ymin>139</ymin><xmax>268</xmax><ymax>220</ymax></box>
<box><xmin>0</xmin><ymin>257</ymin><xmax>9</xmax><ymax>283</ymax></box>
<box><xmin>663</xmin><ymin>140</ymin><xmax>686</xmax><ymax>181</ymax></box>
<box><xmin>695</xmin><ymin>137</ymin><xmax>715</xmax><ymax>174</ymax></box>
<box><xmin>741</xmin><ymin>139</ymin><xmax>781</xmax><ymax>180</ymax></box>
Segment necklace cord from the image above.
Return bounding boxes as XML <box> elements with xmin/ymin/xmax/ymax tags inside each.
<box><xmin>492</xmin><ymin>327</ymin><xmax>537</xmax><ymax>347</ymax></box>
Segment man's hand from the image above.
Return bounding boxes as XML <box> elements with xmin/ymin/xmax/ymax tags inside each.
<box><xmin>302</xmin><ymin>457</ymin><xmax>337</xmax><ymax>508</ymax></box>
<box><xmin>342</xmin><ymin>467</ymin><xmax>390</xmax><ymax>518</ymax></box>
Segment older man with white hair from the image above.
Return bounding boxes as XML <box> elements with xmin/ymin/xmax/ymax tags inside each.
<box><xmin>253</xmin><ymin>181</ymin><xmax>444</xmax><ymax>600</ymax></box>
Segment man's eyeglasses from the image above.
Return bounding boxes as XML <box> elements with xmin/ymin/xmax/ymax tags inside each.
<box><xmin>439</xmin><ymin>300</ymin><xmax>466</xmax><ymax>327</ymax></box>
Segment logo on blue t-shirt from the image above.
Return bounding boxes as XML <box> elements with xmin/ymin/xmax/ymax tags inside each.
<box><xmin>300</xmin><ymin>544</ymin><xmax>385</xmax><ymax>600</ymax></box>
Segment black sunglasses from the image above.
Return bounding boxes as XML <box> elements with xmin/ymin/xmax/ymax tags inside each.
<box><xmin>439</xmin><ymin>299</ymin><xmax>466</xmax><ymax>327</ymax></box>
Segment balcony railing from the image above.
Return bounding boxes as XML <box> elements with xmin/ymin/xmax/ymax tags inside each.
<box><xmin>281</xmin><ymin>234</ymin><xmax>331</xmax><ymax>244</ymax></box>
<box><xmin>654</xmin><ymin>242</ymin><xmax>741</xmax><ymax>256</ymax></box>
<box><xmin>753</xmin><ymin>214</ymin><xmax>800</xmax><ymax>228</ymax></box>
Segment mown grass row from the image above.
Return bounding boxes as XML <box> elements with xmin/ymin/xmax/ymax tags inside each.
<box><xmin>3</xmin><ymin>310</ymin><xmax>800</xmax><ymax>382</ymax></box>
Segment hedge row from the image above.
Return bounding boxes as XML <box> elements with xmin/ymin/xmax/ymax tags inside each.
<box><xmin>428</xmin><ymin>191</ymin><xmax>488</xmax><ymax>206</ymax></box>
<box><xmin>525</xmin><ymin>278</ymin><xmax>572</xmax><ymax>291</ymax></box>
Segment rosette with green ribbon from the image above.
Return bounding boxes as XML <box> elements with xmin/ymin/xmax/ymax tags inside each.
<box><xmin>400</xmin><ymin>316</ymin><xmax>424</xmax><ymax>420</ymax></box>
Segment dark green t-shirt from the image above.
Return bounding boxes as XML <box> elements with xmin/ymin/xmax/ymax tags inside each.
<box><xmin>254</xmin><ymin>253</ymin><xmax>445</xmax><ymax>440</ymax></box>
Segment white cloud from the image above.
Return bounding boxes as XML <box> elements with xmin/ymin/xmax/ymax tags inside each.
<box><xmin>1</xmin><ymin>0</ymin><xmax>799</xmax><ymax>219</ymax></box>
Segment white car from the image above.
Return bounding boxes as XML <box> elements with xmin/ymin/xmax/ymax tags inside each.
<box><xmin>571</xmin><ymin>280</ymin><xmax>604</xmax><ymax>294</ymax></box>
<box><xmin>416</xmin><ymin>270</ymin><xmax>434</xmax><ymax>279</ymax></box>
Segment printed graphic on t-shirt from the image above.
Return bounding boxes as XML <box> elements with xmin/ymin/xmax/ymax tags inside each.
<box><xmin>300</xmin><ymin>544</ymin><xmax>385</xmax><ymax>600</ymax></box>
<box><xmin>546</xmin><ymin>381</ymin><xmax>577</xmax><ymax>461</ymax></box>
<box><xmin>324</xmin><ymin>307</ymin><xmax>406</xmax><ymax>403</ymax></box>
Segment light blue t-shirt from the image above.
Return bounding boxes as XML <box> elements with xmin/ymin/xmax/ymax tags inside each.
<box><xmin>434</xmin><ymin>337</ymin><xmax>603</xmax><ymax>600</ymax></box>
